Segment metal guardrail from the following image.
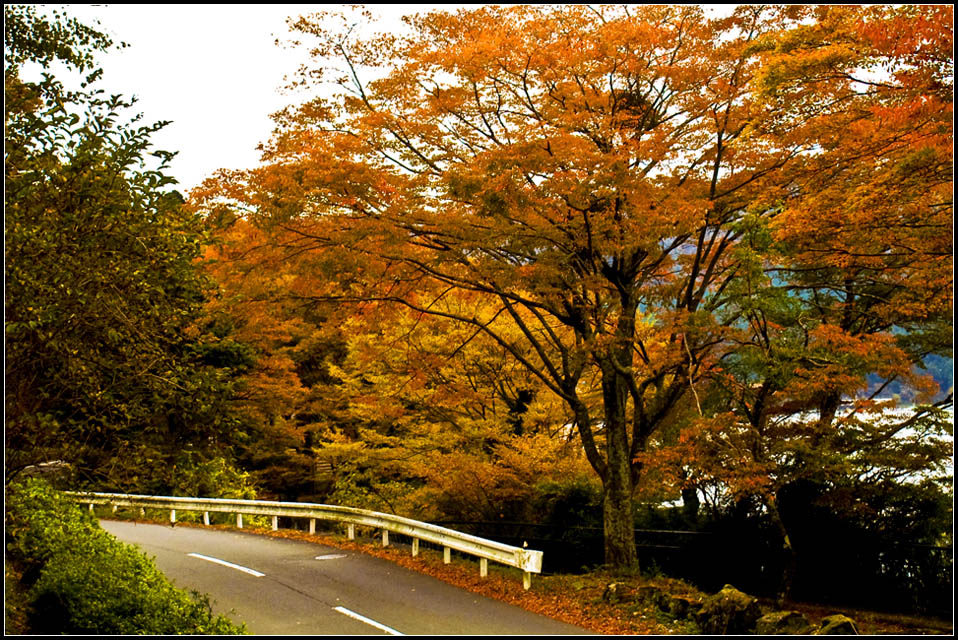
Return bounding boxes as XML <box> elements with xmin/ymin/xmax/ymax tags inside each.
<box><xmin>68</xmin><ymin>492</ymin><xmax>543</xmax><ymax>589</ymax></box>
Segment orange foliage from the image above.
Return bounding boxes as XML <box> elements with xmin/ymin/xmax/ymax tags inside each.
<box><xmin>191</xmin><ymin>5</ymin><xmax>952</xmax><ymax>566</ymax></box>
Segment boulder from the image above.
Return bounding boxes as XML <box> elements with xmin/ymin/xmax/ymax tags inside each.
<box><xmin>695</xmin><ymin>584</ymin><xmax>763</xmax><ymax>635</ymax></box>
<box><xmin>756</xmin><ymin>610</ymin><xmax>814</xmax><ymax>635</ymax></box>
<box><xmin>817</xmin><ymin>614</ymin><xmax>859</xmax><ymax>635</ymax></box>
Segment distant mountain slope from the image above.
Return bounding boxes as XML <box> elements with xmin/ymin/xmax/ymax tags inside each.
<box><xmin>868</xmin><ymin>355</ymin><xmax>954</xmax><ymax>402</ymax></box>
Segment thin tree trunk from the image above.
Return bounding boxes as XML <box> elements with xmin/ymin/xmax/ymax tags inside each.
<box><xmin>767</xmin><ymin>497</ymin><xmax>798</xmax><ymax>603</ymax></box>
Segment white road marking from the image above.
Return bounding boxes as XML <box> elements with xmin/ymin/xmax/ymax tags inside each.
<box><xmin>314</xmin><ymin>553</ymin><xmax>348</xmax><ymax>560</ymax></box>
<box><xmin>334</xmin><ymin>606</ymin><xmax>403</xmax><ymax>635</ymax></box>
<box><xmin>187</xmin><ymin>552</ymin><xmax>265</xmax><ymax>577</ymax></box>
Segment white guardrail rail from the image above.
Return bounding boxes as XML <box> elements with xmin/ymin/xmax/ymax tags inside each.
<box><xmin>67</xmin><ymin>492</ymin><xmax>543</xmax><ymax>589</ymax></box>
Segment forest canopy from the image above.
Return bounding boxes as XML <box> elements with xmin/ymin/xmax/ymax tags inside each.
<box><xmin>193</xmin><ymin>3</ymin><xmax>953</xmax><ymax>579</ymax></box>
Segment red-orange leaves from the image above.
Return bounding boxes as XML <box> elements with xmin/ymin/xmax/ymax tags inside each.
<box><xmin>194</xmin><ymin>4</ymin><xmax>952</xmax><ymax>570</ymax></box>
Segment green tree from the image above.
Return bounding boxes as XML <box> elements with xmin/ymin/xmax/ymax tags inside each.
<box><xmin>4</xmin><ymin>5</ymin><xmax>243</xmax><ymax>489</ymax></box>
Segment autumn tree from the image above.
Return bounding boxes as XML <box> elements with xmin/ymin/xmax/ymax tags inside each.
<box><xmin>5</xmin><ymin>6</ymin><xmax>245</xmax><ymax>490</ymax></box>
<box><xmin>641</xmin><ymin>4</ymin><xmax>953</xmax><ymax>597</ymax></box>
<box><xmin>197</xmin><ymin>5</ymin><xmax>950</xmax><ymax>568</ymax></box>
<box><xmin>196</xmin><ymin>214</ymin><xmax>345</xmax><ymax>500</ymax></box>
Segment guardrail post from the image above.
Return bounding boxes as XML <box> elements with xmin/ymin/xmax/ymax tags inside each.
<box><xmin>65</xmin><ymin>491</ymin><xmax>545</xmax><ymax>590</ymax></box>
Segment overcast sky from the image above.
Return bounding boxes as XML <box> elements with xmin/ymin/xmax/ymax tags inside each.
<box><xmin>50</xmin><ymin>4</ymin><xmax>425</xmax><ymax>193</ymax></box>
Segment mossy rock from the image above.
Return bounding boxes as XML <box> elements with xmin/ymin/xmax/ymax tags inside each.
<box><xmin>602</xmin><ymin>582</ymin><xmax>624</xmax><ymax>604</ymax></box>
<box><xmin>635</xmin><ymin>584</ymin><xmax>670</xmax><ymax>610</ymax></box>
<box><xmin>667</xmin><ymin>595</ymin><xmax>701</xmax><ymax>620</ymax></box>
<box><xmin>756</xmin><ymin>610</ymin><xmax>814</xmax><ymax>635</ymax></box>
<box><xmin>816</xmin><ymin>614</ymin><xmax>859</xmax><ymax>635</ymax></box>
<box><xmin>694</xmin><ymin>584</ymin><xmax>762</xmax><ymax>635</ymax></box>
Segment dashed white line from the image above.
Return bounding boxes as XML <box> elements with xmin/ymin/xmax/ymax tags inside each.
<box><xmin>334</xmin><ymin>606</ymin><xmax>403</xmax><ymax>635</ymax></box>
<box><xmin>187</xmin><ymin>552</ymin><xmax>265</xmax><ymax>577</ymax></box>
<box><xmin>315</xmin><ymin>553</ymin><xmax>348</xmax><ymax>560</ymax></box>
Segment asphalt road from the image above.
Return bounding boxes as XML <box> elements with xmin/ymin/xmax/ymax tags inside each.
<box><xmin>100</xmin><ymin>520</ymin><xmax>593</xmax><ymax>635</ymax></box>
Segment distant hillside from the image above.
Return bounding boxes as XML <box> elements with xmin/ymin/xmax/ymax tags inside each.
<box><xmin>867</xmin><ymin>354</ymin><xmax>954</xmax><ymax>402</ymax></box>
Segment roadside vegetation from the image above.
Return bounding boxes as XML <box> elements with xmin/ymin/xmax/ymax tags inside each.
<box><xmin>4</xmin><ymin>479</ymin><xmax>246</xmax><ymax>635</ymax></box>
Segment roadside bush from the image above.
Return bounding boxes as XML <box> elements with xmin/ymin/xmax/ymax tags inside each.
<box><xmin>5</xmin><ymin>478</ymin><xmax>246</xmax><ymax>635</ymax></box>
<box><xmin>165</xmin><ymin>451</ymin><xmax>259</xmax><ymax>501</ymax></box>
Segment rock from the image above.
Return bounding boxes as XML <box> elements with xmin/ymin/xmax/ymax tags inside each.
<box><xmin>756</xmin><ymin>611</ymin><xmax>814</xmax><ymax>635</ymax></box>
<box><xmin>817</xmin><ymin>614</ymin><xmax>860</xmax><ymax>635</ymax></box>
<box><xmin>695</xmin><ymin>584</ymin><xmax>763</xmax><ymax>635</ymax></box>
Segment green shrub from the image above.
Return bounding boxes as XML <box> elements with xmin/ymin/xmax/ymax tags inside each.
<box><xmin>533</xmin><ymin>476</ymin><xmax>603</xmax><ymax>533</ymax></box>
<box><xmin>5</xmin><ymin>478</ymin><xmax>246</xmax><ymax>635</ymax></box>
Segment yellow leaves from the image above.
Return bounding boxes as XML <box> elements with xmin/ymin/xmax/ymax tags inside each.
<box><xmin>408</xmin><ymin>432</ymin><xmax>594</xmax><ymax>521</ymax></box>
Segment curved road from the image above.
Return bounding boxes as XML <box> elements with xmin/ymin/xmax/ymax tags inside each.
<box><xmin>100</xmin><ymin>520</ymin><xmax>592</xmax><ymax>635</ymax></box>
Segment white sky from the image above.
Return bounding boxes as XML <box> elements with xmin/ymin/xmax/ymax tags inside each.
<box><xmin>47</xmin><ymin>4</ymin><xmax>427</xmax><ymax>193</ymax></box>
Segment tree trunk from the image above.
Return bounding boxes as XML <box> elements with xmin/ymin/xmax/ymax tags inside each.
<box><xmin>601</xmin><ymin>364</ymin><xmax>638</xmax><ymax>570</ymax></box>
<box><xmin>767</xmin><ymin>497</ymin><xmax>798</xmax><ymax>603</ymax></box>
<box><xmin>602</xmin><ymin>462</ymin><xmax>638</xmax><ymax>569</ymax></box>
